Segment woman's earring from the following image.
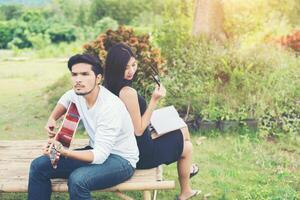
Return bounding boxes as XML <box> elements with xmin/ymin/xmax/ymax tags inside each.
<box><xmin>97</xmin><ymin>75</ymin><xmax>102</xmax><ymax>85</ymax></box>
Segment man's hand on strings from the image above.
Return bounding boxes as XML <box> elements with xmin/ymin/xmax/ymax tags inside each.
<box><xmin>43</xmin><ymin>139</ymin><xmax>64</xmax><ymax>156</ymax></box>
<box><xmin>42</xmin><ymin>139</ymin><xmax>52</xmax><ymax>156</ymax></box>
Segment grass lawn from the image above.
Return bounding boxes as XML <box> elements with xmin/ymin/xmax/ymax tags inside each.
<box><xmin>0</xmin><ymin>60</ymin><xmax>299</xmax><ymax>199</ymax></box>
<box><xmin>0</xmin><ymin>60</ymin><xmax>68</xmax><ymax>139</ymax></box>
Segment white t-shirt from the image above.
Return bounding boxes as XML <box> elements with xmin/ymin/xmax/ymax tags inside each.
<box><xmin>58</xmin><ymin>85</ymin><xmax>139</xmax><ymax>167</ymax></box>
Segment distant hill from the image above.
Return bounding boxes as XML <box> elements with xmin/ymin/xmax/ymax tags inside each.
<box><xmin>0</xmin><ymin>0</ymin><xmax>51</xmax><ymax>6</ymax></box>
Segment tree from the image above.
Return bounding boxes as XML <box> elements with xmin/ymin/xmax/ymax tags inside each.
<box><xmin>192</xmin><ymin>0</ymin><xmax>227</xmax><ymax>41</ymax></box>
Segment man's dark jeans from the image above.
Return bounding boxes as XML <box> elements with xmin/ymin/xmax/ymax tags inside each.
<box><xmin>28</xmin><ymin>152</ymin><xmax>134</xmax><ymax>200</ymax></box>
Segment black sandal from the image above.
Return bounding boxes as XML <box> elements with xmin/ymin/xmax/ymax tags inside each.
<box><xmin>190</xmin><ymin>163</ymin><xmax>199</xmax><ymax>178</ymax></box>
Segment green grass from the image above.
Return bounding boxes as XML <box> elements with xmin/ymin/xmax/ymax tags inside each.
<box><xmin>0</xmin><ymin>60</ymin><xmax>69</xmax><ymax>139</ymax></box>
<box><xmin>0</xmin><ymin>60</ymin><xmax>299</xmax><ymax>199</ymax></box>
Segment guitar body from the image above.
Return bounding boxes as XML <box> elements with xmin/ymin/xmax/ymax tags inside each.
<box><xmin>49</xmin><ymin>102</ymin><xmax>80</xmax><ymax>168</ymax></box>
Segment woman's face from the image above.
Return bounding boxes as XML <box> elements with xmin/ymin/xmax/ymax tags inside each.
<box><xmin>124</xmin><ymin>57</ymin><xmax>137</xmax><ymax>80</ymax></box>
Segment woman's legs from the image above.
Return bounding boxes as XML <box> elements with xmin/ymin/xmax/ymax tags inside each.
<box><xmin>180</xmin><ymin>126</ymin><xmax>191</xmax><ymax>141</ymax></box>
<box><xmin>177</xmin><ymin>140</ymin><xmax>195</xmax><ymax>199</ymax></box>
<box><xmin>177</xmin><ymin>127</ymin><xmax>199</xmax><ymax>199</ymax></box>
<box><xmin>180</xmin><ymin>127</ymin><xmax>199</xmax><ymax>176</ymax></box>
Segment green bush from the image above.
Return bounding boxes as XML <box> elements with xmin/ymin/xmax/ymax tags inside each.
<box><xmin>0</xmin><ymin>21</ymin><xmax>14</xmax><ymax>48</ymax></box>
<box><xmin>27</xmin><ymin>33</ymin><xmax>51</xmax><ymax>50</ymax></box>
<box><xmin>0</xmin><ymin>11</ymin><xmax>49</xmax><ymax>49</ymax></box>
<box><xmin>153</xmin><ymin>0</ymin><xmax>193</xmax><ymax>53</ymax></box>
<box><xmin>89</xmin><ymin>0</ymin><xmax>177</xmax><ymax>25</ymax></box>
<box><xmin>8</xmin><ymin>20</ymin><xmax>32</xmax><ymax>48</ymax></box>
<box><xmin>94</xmin><ymin>17</ymin><xmax>118</xmax><ymax>36</ymax></box>
<box><xmin>163</xmin><ymin>37</ymin><xmax>300</xmax><ymax>136</ymax></box>
<box><xmin>46</xmin><ymin>24</ymin><xmax>77</xmax><ymax>43</ymax></box>
<box><xmin>0</xmin><ymin>10</ymin><xmax>78</xmax><ymax>49</ymax></box>
<box><xmin>150</xmin><ymin>0</ymin><xmax>299</xmax><ymax>136</ymax></box>
<box><xmin>223</xmin><ymin>0</ymin><xmax>299</xmax><ymax>46</ymax></box>
<box><xmin>22</xmin><ymin>12</ymin><xmax>48</xmax><ymax>34</ymax></box>
<box><xmin>89</xmin><ymin>0</ymin><xmax>150</xmax><ymax>24</ymax></box>
<box><xmin>0</xmin><ymin>4</ymin><xmax>23</xmax><ymax>20</ymax></box>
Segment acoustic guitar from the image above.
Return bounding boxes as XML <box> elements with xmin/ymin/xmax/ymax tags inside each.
<box><xmin>49</xmin><ymin>102</ymin><xmax>80</xmax><ymax>168</ymax></box>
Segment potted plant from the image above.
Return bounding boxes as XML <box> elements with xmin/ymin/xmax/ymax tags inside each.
<box><xmin>217</xmin><ymin>107</ymin><xmax>239</xmax><ymax>132</ymax></box>
<box><xmin>199</xmin><ymin>106</ymin><xmax>219</xmax><ymax>132</ymax></box>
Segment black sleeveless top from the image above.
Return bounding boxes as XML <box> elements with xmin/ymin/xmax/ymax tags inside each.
<box><xmin>118</xmin><ymin>84</ymin><xmax>184</xmax><ymax>169</ymax></box>
<box><xmin>135</xmin><ymin>94</ymin><xmax>157</xmax><ymax>168</ymax></box>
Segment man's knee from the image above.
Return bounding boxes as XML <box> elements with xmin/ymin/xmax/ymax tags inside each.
<box><xmin>29</xmin><ymin>156</ymin><xmax>51</xmax><ymax>176</ymax></box>
<box><xmin>68</xmin><ymin>170</ymin><xmax>88</xmax><ymax>193</ymax></box>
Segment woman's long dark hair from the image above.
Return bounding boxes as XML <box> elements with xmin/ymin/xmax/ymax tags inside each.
<box><xmin>104</xmin><ymin>43</ymin><xmax>135</xmax><ymax>95</ymax></box>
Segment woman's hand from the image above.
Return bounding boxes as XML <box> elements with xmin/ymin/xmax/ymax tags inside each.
<box><xmin>151</xmin><ymin>84</ymin><xmax>166</xmax><ymax>101</ymax></box>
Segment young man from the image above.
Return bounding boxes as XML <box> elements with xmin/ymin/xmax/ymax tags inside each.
<box><xmin>28</xmin><ymin>53</ymin><xmax>139</xmax><ymax>200</ymax></box>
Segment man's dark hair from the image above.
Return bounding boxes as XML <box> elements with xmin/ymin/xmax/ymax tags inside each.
<box><xmin>68</xmin><ymin>53</ymin><xmax>103</xmax><ymax>76</ymax></box>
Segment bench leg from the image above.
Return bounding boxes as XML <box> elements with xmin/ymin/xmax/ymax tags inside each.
<box><xmin>153</xmin><ymin>190</ymin><xmax>158</xmax><ymax>200</ymax></box>
<box><xmin>143</xmin><ymin>190</ymin><xmax>152</xmax><ymax>200</ymax></box>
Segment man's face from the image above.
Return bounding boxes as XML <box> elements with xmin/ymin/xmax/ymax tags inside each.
<box><xmin>71</xmin><ymin>63</ymin><xmax>100</xmax><ymax>96</ymax></box>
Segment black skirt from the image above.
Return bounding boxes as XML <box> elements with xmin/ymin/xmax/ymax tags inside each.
<box><xmin>136</xmin><ymin>128</ymin><xmax>184</xmax><ymax>169</ymax></box>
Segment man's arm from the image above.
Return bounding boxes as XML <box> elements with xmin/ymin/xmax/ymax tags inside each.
<box><xmin>51</xmin><ymin>106</ymin><xmax>121</xmax><ymax>164</ymax></box>
<box><xmin>45</xmin><ymin>103</ymin><xmax>67</xmax><ymax>138</ymax></box>
<box><xmin>45</xmin><ymin>90</ymin><xmax>73</xmax><ymax>138</ymax></box>
<box><xmin>62</xmin><ymin>148</ymin><xmax>94</xmax><ymax>163</ymax></box>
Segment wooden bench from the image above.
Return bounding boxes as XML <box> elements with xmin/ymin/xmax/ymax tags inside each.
<box><xmin>0</xmin><ymin>140</ymin><xmax>175</xmax><ymax>200</ymax></box>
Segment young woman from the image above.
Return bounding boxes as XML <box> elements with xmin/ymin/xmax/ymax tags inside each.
<box><xmin>104</xmin><ymin>43</ymin><xmax>200</xmax><ymax>200</ymax></box>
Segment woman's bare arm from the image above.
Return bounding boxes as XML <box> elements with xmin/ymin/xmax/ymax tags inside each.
<box><xmin>119</xmin><ymin>85</ymin><xmax>165</xmax><ymax>136</ymax></box>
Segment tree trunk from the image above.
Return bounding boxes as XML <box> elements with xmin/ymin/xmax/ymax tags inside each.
<box><xmin>192</xmin><ymin>0</ymin><xmax>227</xmax><ymax>41</ymax></box>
